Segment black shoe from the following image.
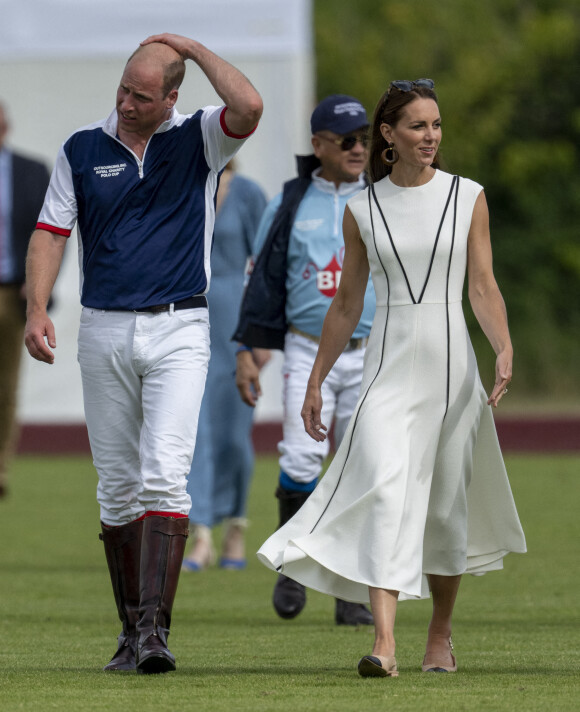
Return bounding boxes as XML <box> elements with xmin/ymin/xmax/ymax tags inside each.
<box><xmin>136</xmin><ymin>633</ymin><xmax>176</xmax><ymax>674</ymax></box>
<box><xmin>335</xmin><ymin>599</ymin><xmax>374</xmax><ymax>626</ymax></box>
<box><xmin>103</xmin><ymin>633</ymin><xmax>137</xmax><ymax>671</ymax></box>
<box><xmin>273</xmin><ymin>574</ymin><xmax>306</xmax><ymax>619</ymax></box>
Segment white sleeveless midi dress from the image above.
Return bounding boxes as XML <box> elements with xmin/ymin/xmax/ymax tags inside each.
<box><xmin>258</xmin><ymin>170</ymin><xmax>526</xmax><ymax>602</ymax></box>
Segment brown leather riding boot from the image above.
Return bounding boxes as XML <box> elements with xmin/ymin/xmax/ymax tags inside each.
<box><xmin>100</xmin><ymin>518</ymin><xmax>143</xmax><ymax>671</ymax></box>
<box><xmin>136</xmin><ymin>515</ymin><xmax>188</xmax><ymax>674</ymax></box>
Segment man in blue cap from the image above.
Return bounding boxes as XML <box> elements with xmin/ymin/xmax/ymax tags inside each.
<box><xmin>234</xmin><ymin>95</ymin><xmax>376</xmax><ymax>625</ymax></box>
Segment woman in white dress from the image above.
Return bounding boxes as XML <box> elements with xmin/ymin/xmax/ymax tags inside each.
<box><xmin>257</xmin><ymin>80</ymin><xmax>526</xmax><ymax>678</ymax></box>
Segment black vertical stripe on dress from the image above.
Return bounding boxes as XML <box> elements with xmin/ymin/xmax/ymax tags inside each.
<box><xmin>370</xmin><ymin>176</ymin><xmax>458</xmax><ymax>305</ymax></box>
<box><xmin>370</xmin><ymin>183</ymin><xmax>416</xmax><ymax>303</ymax></box>
<box><xmin>417</xmin><ymin>176</ymin><xmax>458</xmax><ymax>303</ymax></box>
<box><xmin>444</xmin><ymin>177</ymin><xmax>460</xmax><ymax>418</ymax></box>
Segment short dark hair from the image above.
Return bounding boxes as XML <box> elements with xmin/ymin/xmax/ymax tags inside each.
<box><xmin>368</xmin><ymin>85</ymin><xmax>440</xmax><ymax>183</ymax></box>
<box><xmin>125</xmin><ymin>46</ymin><xmax>186</xmax><ymax>98</ymax></box>
<box><xmin>161</xmin><ymin>59</ymin><xmax>186</xmax><ymax>97</ymax></box>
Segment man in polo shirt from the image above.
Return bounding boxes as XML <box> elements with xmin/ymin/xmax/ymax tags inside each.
<box><xmin>24</xmin><ymin>33</ymin><xmax>262</xmax><ymax>674</ymax></box>
<box><xmin>234</xmin><ymin>95</ymin><xmax>375</xmax><ymax>626</ymax></box>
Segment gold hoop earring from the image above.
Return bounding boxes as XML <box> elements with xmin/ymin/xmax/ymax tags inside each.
<box><xmin>381</xmin><ymin>143</ymin><xmax>399</xmax><ymax>166</ymax></box>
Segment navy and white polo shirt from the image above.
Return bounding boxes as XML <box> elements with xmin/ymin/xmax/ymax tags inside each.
<box><xmin>37</xmin><ymin>105</ymin><xmax>253</xmax><ymax>310</ymax></box>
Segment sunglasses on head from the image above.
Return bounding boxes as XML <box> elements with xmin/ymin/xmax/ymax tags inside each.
<box><xmin>317</xmin><ymin>133</ymin><xmax>369</xmax><ymax>151</ymax></box>
<box><xmin>388</xmin><ymin>78</ymin><xmax>435</xmax><ymax>93</ymax></box>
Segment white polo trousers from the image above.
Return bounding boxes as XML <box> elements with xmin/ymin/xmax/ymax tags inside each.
<box><xmin>77</xmin><ymin>307</ymin><xmax>210</xmax><ymax>526</ymax></box>
<box><xmin>278</xmin><ymin>331</ymin><xmax>366</xmax><ymax>484</ymax></box>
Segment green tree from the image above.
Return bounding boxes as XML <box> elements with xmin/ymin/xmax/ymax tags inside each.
<box><xmin>314</xmin><ymin>0</ymin><xmax>580</xmax><ymax>402</ymax></box>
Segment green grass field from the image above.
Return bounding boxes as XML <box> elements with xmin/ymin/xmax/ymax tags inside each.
<box><xmin>0</xmin><ymin>453</ymin><xmax>578</xmax><ymax>711</ymax></box>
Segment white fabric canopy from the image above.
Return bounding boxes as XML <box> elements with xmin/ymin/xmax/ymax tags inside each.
<box><xmin>0</xmin><ymin>0</ymin><xmax>311</xmax><ymax>59</ymax></box>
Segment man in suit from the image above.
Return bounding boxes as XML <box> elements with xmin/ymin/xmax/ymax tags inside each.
<box><xmin>0</xmin><ymin>101</ymin><xmax>50</xmax><ymax>497</ymax></box>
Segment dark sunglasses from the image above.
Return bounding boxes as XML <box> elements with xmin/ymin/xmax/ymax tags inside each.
<box><xmin>316</xmin><ymin>133</ymin><xmax>369</xmax><ymax>151</ymax></box>
<box><xmin>388</xmin><ymin>78</ymin><xmax>435</xmax><ymax>93</ymax></box>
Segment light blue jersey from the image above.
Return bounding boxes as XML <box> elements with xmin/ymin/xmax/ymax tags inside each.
<box><xmin>253</xmin><ymin>169</ymin><xmax>375</xmax><ymax>338</ymax></box>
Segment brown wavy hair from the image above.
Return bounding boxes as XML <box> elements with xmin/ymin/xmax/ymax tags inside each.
<box><xmin>367</xmin><ymin>85</ymin><xmax>440</xmax><ymax>183</ymax></box>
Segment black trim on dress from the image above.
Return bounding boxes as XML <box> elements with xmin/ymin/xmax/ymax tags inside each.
<box><xmin>306</xmin><ymin>176</ymin><xmax>459</xmax><ymax>536</ymax></box>
<box><xmin>370</xmin><ymin>176</ymin><xmax>458</xmax><ymax>304</ymax></box>
<box><xmin>444</xmin><ymin>177</ymin><xmax>460</xmax><ymax>417</ymax></box>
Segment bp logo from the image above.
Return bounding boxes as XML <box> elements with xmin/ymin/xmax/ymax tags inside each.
<box><xmin>302</xmin><ymin>252</ymin><xmax>343</xmax><ymax>297</ymax></box>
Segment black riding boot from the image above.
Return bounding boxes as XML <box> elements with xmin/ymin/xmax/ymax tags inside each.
<box><xmin>271</xmin><ymin>486</ymin><xmax>375</xmax><ymax>626</ymax></box>
<box><xmin>100</xmin><ymin>518</ymin><xmax>143</xmax><ymax>671</ymax></box>
<box><xmin>272</xmin><ymin>486</ymin><xmax>311</xmax><ymax>619</ymax></box>
<box><xmin>136</xmin><ymin>515</ymin><xmax>188</xmax><ymax>674</ymax></box>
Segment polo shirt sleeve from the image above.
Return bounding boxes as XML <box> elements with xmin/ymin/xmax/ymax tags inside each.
<box><xmin>36</xmin><ymin>144</ymin><xmax>77</xmax><ymax>237</ymax></box>
<box><xmin>200</xmin><ymin>105</ymin><xmax>257</xmax><ymax>173</ymax></box>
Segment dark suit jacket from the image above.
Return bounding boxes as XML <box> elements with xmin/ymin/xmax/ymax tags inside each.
<box><xmin>8</xmin><ymin>151</ymin><xmax>50</xmax><ymax>285</ymax></box>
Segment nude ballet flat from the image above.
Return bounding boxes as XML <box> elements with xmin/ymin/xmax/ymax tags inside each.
<box><xmin>422</xmin><ymin>637</ymin><xmax>457</xmax><ymax>673</ymax></box>
<box><xmin>358</xmin><ymin>655</ymin><xmax>399</xmax><ymax>678</ymax></box>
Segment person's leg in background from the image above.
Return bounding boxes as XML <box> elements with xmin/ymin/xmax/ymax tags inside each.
<box><xmin>182</xmin><ymin>394</ymin><xmax>215</xmax><ymax>571</ymax></box>
<box><xmin>326</xmin><ymin>345</ymin><xmax>374</xmax><ymax>626</ymax></box>
<box><xmin>183</xmin><ymin>300</ymin><xmax>256</xmax><ymax>571</ymax></box>
<box><xmin>274</xmin><ymin>332</ymin><xmax>372</xmax><ymax>625</ymax></box>
<box><xmin>0</xmin><ymin>286</ymin><xmax>25</xmax><ymax>498</ymax></box>
<box><xmin>210</xmin><ymin>368</ymin><xmax>255</xmax><ymax>568</ymax></box>
<box><xmin>204</xmin><ymin>272</ymin><xmax>256</xmax><ymax>569</ymax></box>
<box><xmin>274</xmin><ymin>333</ymin><xmax>331</xmax><ymax>619</ymax></box>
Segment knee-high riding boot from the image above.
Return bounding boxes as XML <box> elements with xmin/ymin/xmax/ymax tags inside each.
<box><xmin>136</xmin><ymin>515</ymin><xmax>188</xmax><ymax>674</ymax></box>
<box><xmin>100</xmin><ymin>518</ymin><xmax>143</xmax><ymax>671</ymax></box>
<box><xmin>272</xmin><ymin>486</ymin><xmax>311</xmax><ymax>619</ymax></box>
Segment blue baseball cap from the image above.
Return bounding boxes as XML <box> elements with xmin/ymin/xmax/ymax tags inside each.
<box><xmin>310</xmin><ymin>94</ymin><xmax>369</xmax><ymax>135</ymax></box>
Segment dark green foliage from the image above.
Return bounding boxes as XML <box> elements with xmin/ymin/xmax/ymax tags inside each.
<box><xmin>314</xmin><ymin>0</ymin><xmax>580</xmax><ymax>398</ymax></box>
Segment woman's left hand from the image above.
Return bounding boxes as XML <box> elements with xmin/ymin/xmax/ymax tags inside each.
<box><xmin>302</xmin><ymin>383</ymin><xmax>327</xmax><ymax>442</ymax></box>
<box><xmin>487</xmin><ymin>349</ymin><xmax>512</xmax><ymax>408</ymax></box>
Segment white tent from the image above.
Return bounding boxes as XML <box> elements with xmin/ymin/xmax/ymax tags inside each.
<box><xmin>1</xmin><ymin>0</ymin><xmax>314</xmax><ymax>426</ymax></box>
